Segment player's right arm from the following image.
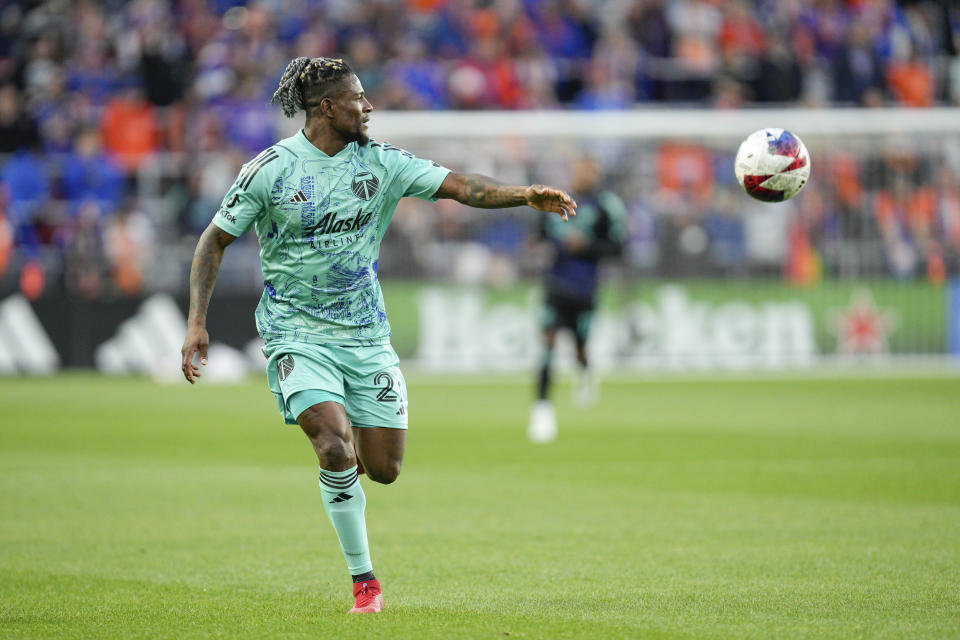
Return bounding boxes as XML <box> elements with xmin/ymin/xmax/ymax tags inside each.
<box><xmin>181</xmin><ymin>223</ymin><xmax>238</xmax><ymax>383</ymax></box>
<box><xmin>181</xmin><ymin>148</ymin><xmax>272</xmax><ymax>383</ymax></box>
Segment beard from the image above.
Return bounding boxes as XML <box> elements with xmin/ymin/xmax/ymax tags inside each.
<box><xmin>334</xmin><ymin>120</ymin><xmax>369</xmax><ymax>146</ymax></box>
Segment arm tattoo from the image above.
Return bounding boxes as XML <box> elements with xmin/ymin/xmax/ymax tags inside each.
<box><xmin>456</xmin><ymin>174</ymin><xmax>527</xmax><ymax>209</ymax></box>
<box><xmin>187</xmin><ymin>226</ymin><xmax>231</xmax><ymax>326</ymax></box>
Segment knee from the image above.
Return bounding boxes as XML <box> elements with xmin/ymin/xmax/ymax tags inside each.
<box><xmin>314</xmin><ymin>436</ymin><xmax>356</xmax><ymax>470</ymax></box>
<box><xmin>366</xmin><ymin>459</ymin><xmax>401</xmax><ymax>485</ymax></box>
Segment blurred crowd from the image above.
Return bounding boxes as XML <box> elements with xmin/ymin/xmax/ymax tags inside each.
<box><xmin>636</xmin><ymin>139</ymin><xmax>960</xmax><ymax>286</ymax></box>
<box><xmin>0</xmin><ymin>0</ymin><xmax>958</xmax><ymax>299</ymax></box>
<box><xmin>379</xmin><ymin>134</ymin><xmax>960</xmax><ymax>288</ymax></box>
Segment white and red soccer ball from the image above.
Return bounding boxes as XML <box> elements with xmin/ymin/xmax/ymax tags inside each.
<box><xmin>735</xmin><ymin>128</ymin><xmax>811</xmax><ymax>202</ymax></box>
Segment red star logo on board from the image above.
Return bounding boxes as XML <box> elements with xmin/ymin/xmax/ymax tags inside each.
<box><xmin>829</xmin><ymin>288</ymin><xmax>898</xmax><ymax>355</ymax></box>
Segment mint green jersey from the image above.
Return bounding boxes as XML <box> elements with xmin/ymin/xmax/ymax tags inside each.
<box><xmin>212</xmin><ymin>130</ymin><xmax>450</xmax><ymax>345</ymax></box>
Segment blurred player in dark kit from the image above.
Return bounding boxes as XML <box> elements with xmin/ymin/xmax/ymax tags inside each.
<box><xmin>528</xmin><ymin>157</ymin><xmax>626</xmax><ymax>443</ymax></box>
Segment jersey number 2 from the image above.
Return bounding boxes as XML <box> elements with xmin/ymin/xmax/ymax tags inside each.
<box><xmin>374</xmin><ymin>372</ymin><xmax>399</xmax><ymax>402</ymax></box>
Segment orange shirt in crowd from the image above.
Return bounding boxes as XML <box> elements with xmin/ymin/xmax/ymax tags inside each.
<box><xmin>886</xmin><ymin>61</ymin><xmax>934</xmax><ymax>107</ymax></box>
<box><xmin>100</xmin><ymin>95</ymin><xmax>159</xmax><ymax>172</ymax></box>
<box><xmin>720</xmin><ymin>15</ymin><xmax>768</xmax><ymax>57</ymax></box>
<box><xmin>829</xmin><ymin>153</ymin><xmax>864</xmax><ymax>208</ymax></box>
<box><xmin>875</xmin><ymin>187</ymin><xmax>936</xmax><ymax>231</ymax></box>
<box><xmin>0</xmin><ymin>210</ymin><xmax>11</xmax><ymax>278</ymax></box>
<box><xmin>658</xmin><ymin>145</ymin><xmax>714</xmax><ymax>200</ymax></box>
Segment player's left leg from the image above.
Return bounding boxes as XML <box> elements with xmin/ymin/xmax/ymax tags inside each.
<box><xmin>352</xmin><ymin>426</ymin><xmax>406</xmax><ymax>485</ymax></box>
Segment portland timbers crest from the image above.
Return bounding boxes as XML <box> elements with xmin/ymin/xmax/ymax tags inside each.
<box><xmin>351</xmin><ymin>172</ymin><xmax>379</xmax><ymax>201</ymax></box>
<box><xmin>277</xmin><ymin>354</ymin><xmax>295</xmax><ymax>382</ymax></box>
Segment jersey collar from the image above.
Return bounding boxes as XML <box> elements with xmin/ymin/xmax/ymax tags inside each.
<box><xmin>297</xmin><ymin>129</ymin><xmax>356</xmax><ymax>159</ymax></box>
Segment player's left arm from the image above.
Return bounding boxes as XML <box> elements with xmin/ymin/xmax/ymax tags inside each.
<box><xmin>434</xmin><ymin>173</ymin><xmax>577</xmax><ymax>221</ymax></box>
<box><xmin>588</xmin><ymin>192</ymin><xmax>629</xmax><ymax>258</ymax></box>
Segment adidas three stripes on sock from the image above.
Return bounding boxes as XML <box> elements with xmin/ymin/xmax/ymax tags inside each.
<box><xmin>318</xmin><ymin>465</ymin><xmax>373</xmax><ymax>575</ymax></box>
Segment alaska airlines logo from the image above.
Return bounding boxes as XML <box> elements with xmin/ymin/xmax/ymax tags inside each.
<box><xmin>351</xmin><ymin>172</ymin><xmax>379</xmax><ymax>200</ymax></box>
<box><xmin>304</xmin><ymin>209</ymin><xmax>373</xmax><ymax>237</ymax></box>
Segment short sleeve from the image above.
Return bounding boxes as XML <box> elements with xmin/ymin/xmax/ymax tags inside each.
<box><xmin>212</xmin><ymin>150</ymin><xmax>276</xmax><ymax>236</ymax></box>
<box><xmin>599</xmin><ymin>191</ymin><xmax>629</xmax><ymax>242</ymax></box>
<box><xmin>385</xmin><ymin>145</ymin><xmax>451</xmax><ymax>201</ymax></box>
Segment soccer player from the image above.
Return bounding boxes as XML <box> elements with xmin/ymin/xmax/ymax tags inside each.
<box><xmin>527</xmin><ymin>156</ymin><xmax>626</xmax><ymax>443</ymax></box>
<box><xmin>179</xmin><ymin>57</ymin><xmax>576</xmax><ymax>614</ymax></box>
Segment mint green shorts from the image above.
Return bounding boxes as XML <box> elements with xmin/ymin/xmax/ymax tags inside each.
<box><xmin>264</xmin><ymin>341</ymin><xmax>408</xmax><ymax>429</ymax></box>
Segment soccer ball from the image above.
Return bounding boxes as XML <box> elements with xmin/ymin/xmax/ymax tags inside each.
<box><xmin>734</xmin><ymin>128</ymin><xmax>811</xmax><ymax>202</ymax></box>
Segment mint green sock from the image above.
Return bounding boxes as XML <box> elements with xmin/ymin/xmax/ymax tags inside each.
<box><xmin>318</xmin><ymin>465</ymin><xmax>373</xmax><ymax>575</ymax></box>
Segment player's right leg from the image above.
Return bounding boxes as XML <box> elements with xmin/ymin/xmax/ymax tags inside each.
<box><xmin>537</xmin><ymin>326</ymin><xmax>558</xmax><ymax>402</ymax></box>
<box><xmin>264</xmin><ymin>344</ymin><xmax>382</xmax><ymax>613</ymax></box>
<box><xmin>295</xmin><ymin>398</ymin><xmax>382</xmax><ymax>613</ymax></box>
<box><xmin>529</xmin><ymin>322</ymin><xmax>558</xmax><ymax>443</ymax></box>
<box><xmin>297</xmin><ymin>400</ymin><xmax>355</xmax><ymax>469</ymax></box>
<box><xmin>573</xmin><ymin>308</ymin><xmax>598</xmax><ymax>407</ymax></box>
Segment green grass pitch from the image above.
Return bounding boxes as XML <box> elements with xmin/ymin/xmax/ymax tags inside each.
<box><xmin>1</xmin><ymin>372</ymin><xmax>959</xmax><ymax>639</ymax></box>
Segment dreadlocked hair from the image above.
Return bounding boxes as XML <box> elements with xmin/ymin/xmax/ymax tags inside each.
<box><xmin>270</xmin><ymin>57</ymin><xmax>354</xmax><ymax>118</ymax></box>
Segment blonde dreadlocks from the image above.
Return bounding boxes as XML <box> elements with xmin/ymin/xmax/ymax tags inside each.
<box><xmin>270</xmin><ymin>57</ymin><xmax>354</xmax><ymax>118</ymax></box>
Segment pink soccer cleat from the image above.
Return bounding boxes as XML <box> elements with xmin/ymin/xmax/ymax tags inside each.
<box><xmin>348</xmin><ymin>579</ymin><xmax>383</xmax><ymax>614</ymax></box>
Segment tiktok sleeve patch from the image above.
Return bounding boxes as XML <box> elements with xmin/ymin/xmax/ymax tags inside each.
<box><xmin>212</xmin><ymin>149</ymin><xmax>276</xmax><ymax>236</ymax></box>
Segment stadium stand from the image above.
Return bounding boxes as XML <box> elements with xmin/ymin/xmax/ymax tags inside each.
<box><xmin>0</xmin><ymin>0</ymin><xmax>958</xmax><ymax>300</ymax></box>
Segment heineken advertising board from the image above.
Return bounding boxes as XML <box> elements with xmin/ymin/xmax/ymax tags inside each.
<box><xmin>1</xmin><ymin>280</ymin><xmax>953</xmax><ymax>375</ymax></box>
<box><xmin>382</xmin><ymin>280</ymin><xmax>949</xmax><ymax>371</ymax></box>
